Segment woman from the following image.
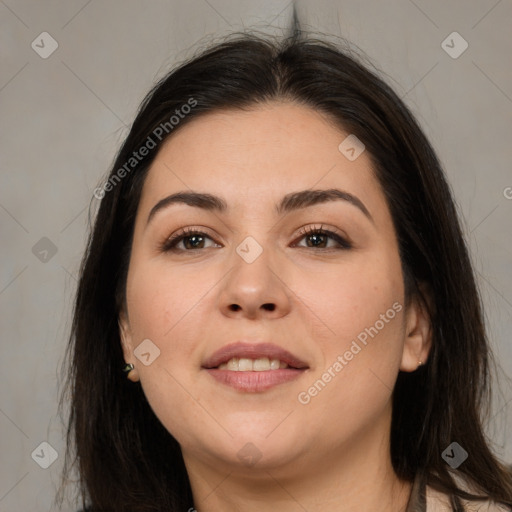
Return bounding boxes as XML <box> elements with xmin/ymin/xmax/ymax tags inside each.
<box><xmin>57</xmin><ymin>20</ymin><xmax>512</xmax><ymax>512</ymax></box>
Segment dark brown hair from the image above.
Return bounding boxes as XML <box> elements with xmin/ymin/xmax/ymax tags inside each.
<box><xmin>57</xmin><ymin>19</ymin><xmax>512</xmax><ymax>512</ymax></box>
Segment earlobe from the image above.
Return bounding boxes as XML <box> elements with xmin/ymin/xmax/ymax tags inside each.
<box><xmin>400</xmin><ymin>289</ymin><xmax>433</xmax><ymax>372</ymax></box>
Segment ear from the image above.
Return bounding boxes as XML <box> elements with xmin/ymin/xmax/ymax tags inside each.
<box><xmin>400</xmin><ymin>286</ymin><xmax>433</xmax><ymax>372</ymax></box>
<box><xmin>118</xmin><ymin>309</ymin><xmax>140</xmax><ymax>382</ymax></box>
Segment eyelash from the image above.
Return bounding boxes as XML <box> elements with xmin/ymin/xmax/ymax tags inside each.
<box><xmin>159</xmin><ymin>225</ymin><xmax>352</xmax><ymax>253</ymax></box>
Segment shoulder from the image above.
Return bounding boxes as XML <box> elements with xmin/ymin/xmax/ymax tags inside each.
<box><xmin>426</xmin><ymin>486</ymin><xmax>510</xmax><ymax>511</ymax></box>
<box><xmin>425</xmin><ymin>471</ymin><xmax>511</xmax><ymax>512</ymax></box>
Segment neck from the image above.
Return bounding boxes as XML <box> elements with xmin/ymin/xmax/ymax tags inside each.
<box><xmin>183</xmin><ymin>407</ymin><xmax>413</xmax><ymax>512</ymax></box>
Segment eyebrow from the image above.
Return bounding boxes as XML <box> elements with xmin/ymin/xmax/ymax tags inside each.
<box><xmin>146</xmin><ymin>188</ymin><xmax>374</xmax><ymax>225</ymax></box>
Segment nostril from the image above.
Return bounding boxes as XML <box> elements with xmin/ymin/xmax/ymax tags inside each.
<box><xmin>227</xmin><ymin>303</ymin><xmax>275</xmax><ymax>312</ymax></box>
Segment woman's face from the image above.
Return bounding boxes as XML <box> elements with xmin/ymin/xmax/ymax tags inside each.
<box><xmin>119</xmin><ymin>102</ymin><xmax>428</xmax><ymax>476</ymax></box>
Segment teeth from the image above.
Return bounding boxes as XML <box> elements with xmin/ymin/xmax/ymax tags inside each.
<box><xmin>239</xmin><ymin>358</ymin><xmax>253</xmax><ymax>371</ymax></box>
<box><xmin>227</xmin><ymin>357</ymin><xmax>239</xmax><ymax>371</ymax></box>
<box><xmin>253</xmin><ymin>357</ymin><xmax>270</xmax><ymax>371</ymax></box>
<box><xmin>217</xmin><ymin>357</ymin><xmax>289</xmax><ymax>371</ymax></box>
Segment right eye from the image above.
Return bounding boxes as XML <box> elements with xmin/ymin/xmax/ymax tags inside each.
<box><xmin>160</xmin><ymin>228</ymin><xmax>222</xmax><ymax>252</ymax></box>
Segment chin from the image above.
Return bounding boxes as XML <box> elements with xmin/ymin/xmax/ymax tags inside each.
<box><xmin>187</xmin><ymin>427</ymin><xmax>306</xmax><ymax>471</ymax></box>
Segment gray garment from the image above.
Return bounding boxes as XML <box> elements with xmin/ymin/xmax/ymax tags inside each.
<box><xmin>405</xmin><ymin>471</ymin><xmax>427</xmax><ymax>512</ymax></box>
<box><xmin>404</xmin><ymin>471</ymin><xmax>512</xmax><ymax>512</ymax></box>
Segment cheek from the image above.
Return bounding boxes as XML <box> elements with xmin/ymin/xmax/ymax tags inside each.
<box><xmin>296</xmin><ymin>305</ymin><xmax>405</xmax><ymax>448</ymax></box>
<box><xmin>124</xmin><ymin>261</ymin><xmax>209</xmax><ymax>406</ymax></box>
<box><xmin>294</xmin><ymin>249</ymin><xmax>405</xmax><ymax>412</ymax></box>
<box><xmin>124</xmin><ymin>263</ymin><xmax>218</xmax><ymax>444</ymax></box>
<box><xmin>292</xmin><ymin>249</ymin><xmax>404</xmax><ymax>348</ymax></box>
<box><xmin>126</xmin><ymin>259</ymin><xmax>210</xmax><ymax>344</ymax></box>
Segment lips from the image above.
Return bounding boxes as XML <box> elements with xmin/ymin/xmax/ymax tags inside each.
<box><xmin>202</xmin><ymin>342</ymin><xmax>309</xmax><ymax>370</ymax></box>
<box><xmin>202</xmin><ymin>342</ymin><xmax>309</xmax><ymax>392</ymax></box>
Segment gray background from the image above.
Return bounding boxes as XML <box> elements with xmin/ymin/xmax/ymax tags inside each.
<box><xmin>1</xmin><ymin>1</ymin><xmax>511</xmax><ymax>510</ymax></box>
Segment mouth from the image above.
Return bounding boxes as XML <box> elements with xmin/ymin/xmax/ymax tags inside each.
<box><xmin>202</xmin><ymin>342</ymin><xmax>309</xmax><ymax>392</ymax></box>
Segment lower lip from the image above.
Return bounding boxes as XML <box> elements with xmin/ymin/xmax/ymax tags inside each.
<box><xmin>204</xmin><ymin>368</ymin><xmax>306</xmax><ymax>392</ymax></box>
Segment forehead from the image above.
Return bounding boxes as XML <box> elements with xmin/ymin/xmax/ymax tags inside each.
<box><xmin>139</xmin><ymin>102</ymin><xmax>385</xmax><ymax>218</ymax></box>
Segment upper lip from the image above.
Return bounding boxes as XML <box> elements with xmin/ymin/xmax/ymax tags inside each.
<box><xmin>202</xmin><ymin>342</ymin><xmax>309</xmax><ymax>369</ymax></box>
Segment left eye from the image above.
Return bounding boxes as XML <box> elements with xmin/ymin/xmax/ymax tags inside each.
<box><xmin>293</xmin><ymin>226</ymin><xmax>351</xmax><ymax>250</ymax></box>
<box><xmin>160</xmin><ymin>226</ymin><xmax>351</xmax><ymax>252</ymax></box>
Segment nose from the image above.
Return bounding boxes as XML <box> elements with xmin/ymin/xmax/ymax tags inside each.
<box><xmin>216</xmin><ymin>243</ymin><xmax>292</xmax><ymax>320</ymax></box>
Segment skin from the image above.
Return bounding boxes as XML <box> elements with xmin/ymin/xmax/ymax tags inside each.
<box><xmin>119</xmin><ymin>102</ymin><xmax>432</xmax><ymax>511</ymax></box>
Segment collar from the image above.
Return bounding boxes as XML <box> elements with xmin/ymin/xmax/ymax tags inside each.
<box><xmin>405</xmin><ymin>471</ymin><xmax>427</xmax><ymax>512</ymax></box>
